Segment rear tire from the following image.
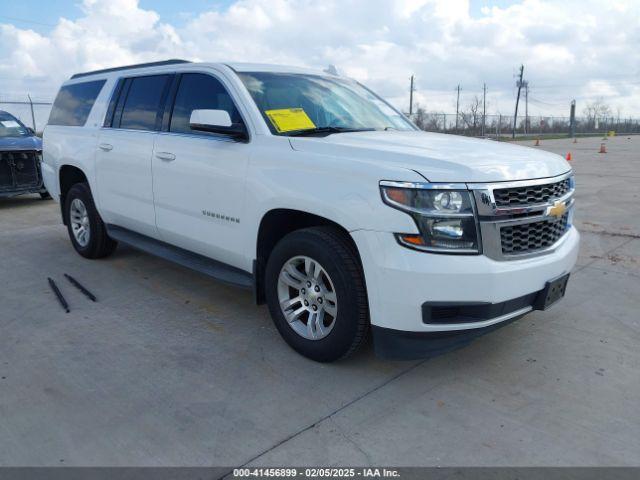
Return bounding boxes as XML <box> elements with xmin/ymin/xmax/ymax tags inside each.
<box><xmin>64</xmin><ymin>182</ymin><xmax>117</xmax><ymax>259</ymax></box>
<box><xmin>265</xmin><ymin>226</ymin><xmax>369</xmax><ymax>362</ymax></box>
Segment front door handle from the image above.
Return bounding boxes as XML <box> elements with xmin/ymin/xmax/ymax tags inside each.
<box><xmin>155</xmin><ymin>151</ymin><xmax>176</xmax><ymax>161</ymax></box>
<box><xmin>98</xmin><ymin>143</ymin><xmax>113</xmax><ymax>151</ymax></box>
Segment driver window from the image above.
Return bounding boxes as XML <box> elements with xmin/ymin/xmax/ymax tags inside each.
<box><xmin>170</xmin><ymin>73</ymin><xmax>242</xmax><ymax>135</ymax></box>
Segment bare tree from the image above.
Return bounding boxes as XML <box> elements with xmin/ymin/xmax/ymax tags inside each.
<box><xmin>460</xmin><ymin>96</ymin><xmax>482</xmax><ymax>133</ymax></box>
<box><xmin>412</xmin><ymin>104</ymin><xmax>428</xmax><ymax>130</ymax></box>
<box><xmin>583</xmin><ymin>98</ymin><xmax>612</xmax><ymax>123</ymax></box>
<box><xmin>425</xmin><ymin>112</ymin><xmax>446</xmax><ymax>131</ymax></box>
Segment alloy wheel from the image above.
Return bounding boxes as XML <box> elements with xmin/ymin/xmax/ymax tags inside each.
<box><xmin>70</xmin><ymin>198</ymin><xmax>90</xmax><ymax>247</ymax></box>
<box><xmin>277</xmin><ymin>255</ymin><xmax>338</xmax><ymax>340</ymax></box>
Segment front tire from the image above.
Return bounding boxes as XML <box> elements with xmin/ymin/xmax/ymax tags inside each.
<box><xmin>64</xmin><ymin>182</ymin><xmax>117</xmax><ymax>259</ymax></box>
<box><xmin>265</xmin><ymin>226</ymin><xmax>369</xmax><ymax>362</ymax></box>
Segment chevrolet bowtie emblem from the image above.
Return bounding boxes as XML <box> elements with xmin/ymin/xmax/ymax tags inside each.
<box><xmin>546</xmin><ymin>201</ymin><xmax>567</xmax><ymax>219</ymax></box>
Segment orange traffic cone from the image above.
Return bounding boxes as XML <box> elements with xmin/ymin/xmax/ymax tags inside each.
<box><xmin>599</xmin><ymin>143</ymin><xmax>607</xmax><ymax>154</ymax></box>
<box><xmin>534</xmin><ymin>138</ymin><xmax>540</xmax><ymax>146</ymax></box>
<box><xmin>566</xmin><ymin>152</ymin><xmax>572</xmax><ymax>161</ymax></box>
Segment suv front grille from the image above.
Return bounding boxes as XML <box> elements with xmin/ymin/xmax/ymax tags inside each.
<box><xmin>500</xmin><ymin>212</ymin><xmax>569</xmax><ymax>255</ymax></box>
<box><xmin>493</xmin><ymin>178</ymin><xmax>571</xmax><ymax>207</ymax></box>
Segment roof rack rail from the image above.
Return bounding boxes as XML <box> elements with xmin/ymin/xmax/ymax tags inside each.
<box><xmin>70</xmin><ymin>59</ymin><xmax>191</xmax><ymax>79</ymax></box>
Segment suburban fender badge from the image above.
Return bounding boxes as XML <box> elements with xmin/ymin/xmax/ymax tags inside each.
<box><xmin>202</xmin><ymin>210</ymin><xmax>240</xmax><ymax>224</ymax></box>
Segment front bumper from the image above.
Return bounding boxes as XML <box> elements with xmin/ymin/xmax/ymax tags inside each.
<box><xmin>0</xmin><ymin>150</ymin><xmax>46</xmax><ymax>198</ymax></box>
<box><xmin>372</xmin><ymin>317</ymin><xmax>526</xmax><ymax>360</ymax></box>
<box><xmin>351</xmin><ymin>226</ymin><xmax>579</xmax><ymax>350</ymax></box>
<box><xmin>372</xmin><ymin>277</ymin><xmax>568</xmax><ymax>359</ymax></box>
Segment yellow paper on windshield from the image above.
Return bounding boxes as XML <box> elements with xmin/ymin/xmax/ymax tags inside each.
<box><xmin>265</xmin><ymin>108</ymin><xmax>316</xmax><ymax>133</ymax></box>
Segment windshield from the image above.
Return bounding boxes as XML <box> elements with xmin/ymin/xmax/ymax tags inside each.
<box><xmin>238</xmin><ymin>72</ymin><xmax>415</xmax><ymax>136</ymax></box>
<box><xmin>0</xmin><ymin>113</ymin><xmax>30</xmax><ymax>138</ymax></box>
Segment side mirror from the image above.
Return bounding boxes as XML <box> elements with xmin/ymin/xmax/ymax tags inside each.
<box><xmin>189</xmin><ymin>109</ymin><xmax>248</xmax><ymax>142</ymax></box>
<box><xmin>26</xmin><ymin>127</ymin><xmax>36</xmax><ymax>135</ymax></box>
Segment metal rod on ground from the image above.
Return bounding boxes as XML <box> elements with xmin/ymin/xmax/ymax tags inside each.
<box><xmin>48</xmin><ymin>278</ymin><xmax>70</xmax><ymax>313</ymax></box>
<box><xmin>64</xmin><ymin>274</ymin><xmax>97</xmax><ymax>302</ymax></box>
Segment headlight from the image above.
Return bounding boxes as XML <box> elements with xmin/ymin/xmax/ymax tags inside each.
<box><xmin>380</xmin><ymin>182</ymin><xmax>480</xmax><ymax>253</ymax></box>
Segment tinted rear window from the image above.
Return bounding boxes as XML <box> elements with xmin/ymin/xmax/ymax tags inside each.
<box><xmin>48</xmin><ymin>80</ymin><xmax>106</xmax><ymax>126</ymax></box>
<box><xmin>119</xmin><ymin>75</ymin><xmax>171</xmax><ymax>131</ymax></box>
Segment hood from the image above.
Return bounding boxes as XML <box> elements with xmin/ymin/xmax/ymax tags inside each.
<box><xmin>289</xmin><ymin>131</ymin><xmax>570</xmax><ymax>183</ymax></box>
<box><xmin>0</xmin><ymin>135</ymin><xmax>42</xmax><ymax>151</ymax></box>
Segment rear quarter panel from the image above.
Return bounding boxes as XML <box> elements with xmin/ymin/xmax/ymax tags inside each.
<box><xmin>42</xmin><ymin>77</ymin><xmax>116</xmax><ymax>205</ymax></box>
<box><xmin>42</xmin><ymin>126</ymin><xmax>101</xmax><ymax>201</ymax></box>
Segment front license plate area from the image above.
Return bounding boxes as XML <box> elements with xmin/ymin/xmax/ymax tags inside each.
<box><xmin>536</xmin><ymin>273</ymin><xmax>570</xmax><ymax>310</ymax></box>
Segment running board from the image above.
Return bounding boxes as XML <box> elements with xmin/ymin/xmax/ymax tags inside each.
<box><xmin>106</xmin><ymin>225</ymin><xmax>253</xmax><ymax>290</ymax></box>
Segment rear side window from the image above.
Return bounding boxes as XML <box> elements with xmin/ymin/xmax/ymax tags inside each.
<box><xmin>170</xmin><ymin>73</ymin><xmax>242</xmax><ymax>134</ymax></box>
<box><xmin>119</xmin><ymin>75</ymin><xmax>171</xmax><ymax>131</ymax></box>
<box><xmin>48</xmin><ymin>80</ymin><xmax>106</xmax><ymax>126</ymax></box>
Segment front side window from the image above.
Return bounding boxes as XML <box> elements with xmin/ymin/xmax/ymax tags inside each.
<box><xmin>119</xmin><ymin>75</ymin><xmax>171</xmax><ymax>131</ymax></box>
<box><xmin>238</xmin><ymin>72</ymin><xmax>414</xmax><ymax>136</ymax></box>
<box><xmin>0</xmin><ymin>112</ymin><xmax>30</xmax><ymax>138</ymax></box>
<box><xmin>170</xmin><ymin>73</ymin><xmax>242</xmax><ymax>135</ymax></box>
<box><xmin>48</xmin><ymin>80</ymin><xmax>106</xmax><ymax>127</ymax></box>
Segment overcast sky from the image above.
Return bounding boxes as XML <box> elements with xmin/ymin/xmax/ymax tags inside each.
<box><xmin>0</xmin><ymin>0</ymin><xmax>638</xmax><ymax>124</ymax></box>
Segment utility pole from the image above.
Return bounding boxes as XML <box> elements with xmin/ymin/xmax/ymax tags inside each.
<box><xmin>27</xmin><ymin>94</ymin><xmax>36</xmax><ymax>131</ymax></box>
<box><xmin>409</xmin><ymin>75</ymin><xmax>415</xmax><ymax>117</ymax></box>
<box><xmin>455</xmin><ymin>85</ymin><xmax>460</xmax><ymax>132</ymax></box>
<box><xmin>482</xmin><ymin>83</ymin><xmax>487</xmax><ymax>137</ymax></box>
<box><xmin>569</xmin><ymin>100</ymin><xmax>576</xmax><ymax>138</ymax></box>
<box><xmin>512</xmin><ymin>64</ymin><xmax>524</xmax><ymax>139</ymax></box>
<box><xmin>523</xmin><ymin>81</ymin><xmax>529</xmax><ymax>135</ymax></box>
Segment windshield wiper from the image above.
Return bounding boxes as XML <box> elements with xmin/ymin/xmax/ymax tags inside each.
<box><xmin>286</xmin><ymin>127</ymin><xmax>375</xmax><ymax>137</ymax></box>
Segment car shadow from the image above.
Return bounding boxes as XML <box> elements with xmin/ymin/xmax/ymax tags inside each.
<box><xmin>0</xmin><ymin>194</ymin><xmax>51</xmax><ymax>210</ymax></box>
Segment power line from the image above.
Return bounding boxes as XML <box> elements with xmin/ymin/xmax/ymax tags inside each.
<box><xmin>528</xmin><ymin>97</ymin><xmax>566</xmax><ymax>107</ymax></box>
<box><xmin>0</xmin><ymin>15</ymin><xmax>57</xmax><ymax>28</ymax></box>
<box><xmin>531</xmin><ymin>80</ymin><xmax>640</xmax><ymax>89</ymax></box>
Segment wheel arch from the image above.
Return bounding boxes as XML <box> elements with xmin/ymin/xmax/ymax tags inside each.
<box><xmin>59</xmin><ymin>165</ymin><xmax>89</xmax><ymax>225</ymax></box>
<box><xmin>254</xmin><ymin>208</ymin><xmax>362</xmax><ymax>304</ymax></box>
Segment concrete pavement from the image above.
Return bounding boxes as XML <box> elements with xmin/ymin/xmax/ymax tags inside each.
<box><xmin>0</xmin><ymin>135</ymin><xmax>638</xmax><ymax>467</ymax></box>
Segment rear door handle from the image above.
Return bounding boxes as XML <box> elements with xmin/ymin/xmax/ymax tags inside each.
<box><xmin>155</xmin><ymin>152</ymin><xmax>176</xmax><ymax>161</ymax></box>
<box><xmin>98</xmin><ymin>143</ymin><xmax>113</xmax><ymax>151</ymax></box>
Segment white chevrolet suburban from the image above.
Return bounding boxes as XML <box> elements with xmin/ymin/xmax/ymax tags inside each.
<box><xmin>42</xmin><ymin>59</ymin><xmax>579</xmax><ymax>362</ymax></box>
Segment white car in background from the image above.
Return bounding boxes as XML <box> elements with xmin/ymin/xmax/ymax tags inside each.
<box><xmin>42</xmin><ymin>60</ymin><xmax>579</xmax><ymax>362</ymax></box>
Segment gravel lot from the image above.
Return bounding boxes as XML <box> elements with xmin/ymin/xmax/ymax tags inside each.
<box><xmin>1</xmin><ymin>135</ymin><xmax>638</xmax><ymax>467</ymax></box>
